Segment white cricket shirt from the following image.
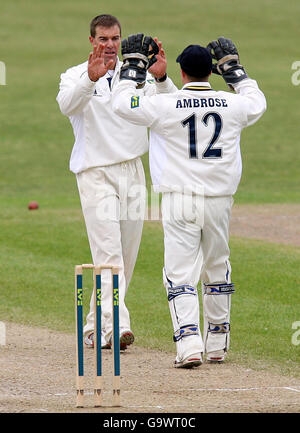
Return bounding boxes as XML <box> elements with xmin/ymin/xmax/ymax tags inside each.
<box><xmin>112</xmin><ymin>79</ymin><xmax>266</xmax><ymax>196</ymax></box>
<box><xmin>56</xmin><ymin>58</ymin><xmax>177</xmax><ymax>173</ymax></box>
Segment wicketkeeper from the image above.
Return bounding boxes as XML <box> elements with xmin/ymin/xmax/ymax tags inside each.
<box><xmin>111</xmin><ymin>35</ymin><xmax>266</xmax><ymax>367</ymax></box>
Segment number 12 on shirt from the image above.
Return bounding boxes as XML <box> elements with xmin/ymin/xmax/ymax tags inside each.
<box><xmin>181</xmin><ymin>112</ymin><xmax>223</xmax><ymax>159</ymax></box>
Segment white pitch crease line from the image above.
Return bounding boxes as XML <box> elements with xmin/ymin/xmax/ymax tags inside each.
<box><xmin>47</xmin><ymin>386</ymin><xmax>300</xmax><ymax>397</ymax></box>
<box><xmin>128</xmin><ymin>405</ymin><xmax>165</xmax><ymax>410</ymax></box>
<box><xmin>127</xmin><ymin>402</ymin><xmax>300</xmax><ymax>410</ymax></box>
<box><xmin>186</xmin><ymin>386</ymin><xmax>300</xmax><ymax>392</ymax></box>
<box><xmin>283</xmin><ymin>387</ymin><xmax>300</xmax><ymax>393</ymax></box>
<box><xmin>4</xmin><ymin>385</ymin><xmax>300</xmax><ymax>400</ymax></box>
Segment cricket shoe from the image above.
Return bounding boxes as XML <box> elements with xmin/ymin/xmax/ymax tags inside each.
<box><xmin>84</xmin><ymin>332</ymin><xmax>111</xmax><ymax>350</ymax></box>
<box><xmin>85</xmin><ymin>330</ymin><xmax>135</xmax><ymax>351</ymax></box>
<box><xmin>206</xmin><ymin>349</ymin><xmax>226</xmax><ymax>363</ymax></box>
<box><xmin>108</xmin><ymin>330</ymin><xmax>135</xmax><ymax>350</ymax></box>
<box><xmin>119</xmin><ymin>330</ymin><xmax>134</xmax><ymax>350</ymax></box>
<box><xmin>174</xmin><ymin>352</ymin><xmax>203</xmax><ymax>369</ymax></box>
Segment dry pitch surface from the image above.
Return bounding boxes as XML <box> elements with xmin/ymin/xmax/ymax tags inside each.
<box><xmin>0</xmin><ymin>204</ymin><xmax>299</xmax><ymax>414</ymax></box>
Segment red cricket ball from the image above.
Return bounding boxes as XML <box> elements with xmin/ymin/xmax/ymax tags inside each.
<box><xmin>28</xmin><ymin>201</ymin><xmax>39</xmax><ymax>210</ymax></box>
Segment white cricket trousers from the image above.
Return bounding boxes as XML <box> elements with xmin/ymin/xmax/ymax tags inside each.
<box><xmin>162</xmin><ymin>193</ymin><xmax>233</xmax><ymax>285</ymax></box>
<box><xmin>162</xmin><ymin>193</ymin><xmax>233</xmax><ymax>355</ymax></box>
<box><xmin>76</xmin><ymin>157</ymin><xmax>145</xmax><ymax>343</ymax></box>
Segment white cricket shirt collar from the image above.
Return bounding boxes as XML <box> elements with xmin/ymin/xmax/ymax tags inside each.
<box><xmin>182</xmin><ymin>81</ymin><xmax>212</xmax><ymax>90</ymax></box>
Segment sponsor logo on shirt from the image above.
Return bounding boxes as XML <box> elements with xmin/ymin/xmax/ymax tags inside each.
<box><xmin>131</xmin><ymin>96</ymin><xmax>140</xmax><ymax>109</ymax></box>
<box><xmin>93</xmin><ymin>89</ymin><xmax>103</xmax><ymax>97</ymax></box>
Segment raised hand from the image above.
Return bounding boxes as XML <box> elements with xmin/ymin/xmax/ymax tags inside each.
<box><xmin>120</xmin><ymin>34</ymin><xmax>159</xmax><ymax>84</ymax></box>
<box><xmin>206</xmin><ymin>37</ymin><xmax>247</xmax><ymax>87</ymax></box>
<box><xmin>88</xmin><ymin>43</ymin><xmax>114</xmax><ymax>82</ymax></box>
<box><xmin>148</xmin><ymin>38</ymin><xmax>167</xmax><ymax>79</ymax></box>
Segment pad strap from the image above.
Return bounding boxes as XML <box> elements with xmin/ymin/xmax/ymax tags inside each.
<box><xmin>173</xmin><ymin>324</ymin><xmax>199</xmax><ymax>342</ymax></box>
<box><xmin>208</xmin><ymin>322</ymin><xmax>230</xmax><ymax>334</ymax></box>
<box><xmin>204</xmin><ymin>283</ymin><xmax>235</xmax><ymax>295</ymax></box>
<box><xmin>168</xmin><ymin>285</ymin><xmax>196</xmax><ymax>301</ymax></box>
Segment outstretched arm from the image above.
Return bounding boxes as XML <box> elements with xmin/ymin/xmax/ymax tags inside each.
<box><xmin>207</xmin><ymin>36</ymin><xmax>266</xmax><ymax>124</ymax></box>
<box><xmin>113</xmin><ymin>33</ymin><xmax>162</xmax><ymax>126</ymax></box>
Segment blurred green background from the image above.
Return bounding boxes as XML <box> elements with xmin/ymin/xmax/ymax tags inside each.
<box><xmin>0</xmin><ymin>0</ymin><xmax>299</xmax><ymax>376</ymax></box>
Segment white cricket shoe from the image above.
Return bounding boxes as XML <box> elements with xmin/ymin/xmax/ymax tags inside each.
<box><xmin>84</xmin><ymin>332</ymin><xmax>110</xmax><ymax>349</ymax></box>
<box><xmin>174</xmin><ymin>352</ymin><xmax>203</xmax><ymax>369</ymax></box>
<box><xmin>206</xmin><ymin>349</ymin><xmax>226</xmax><ymax>362</ymax></box>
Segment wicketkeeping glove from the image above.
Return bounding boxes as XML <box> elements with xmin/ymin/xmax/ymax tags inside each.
<box><xmin>207</xmin><ymin>37</ymin><xmax>248</xmax><ymax>88</ymax></box>
<box><xmin>120</xmin><ymin>33</ymin><xmax>159</xmax><ymax>85</ymax></box>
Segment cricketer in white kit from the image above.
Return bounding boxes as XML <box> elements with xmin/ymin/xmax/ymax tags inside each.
<box><xmin>112</xmin><ymin>36</ymin><xmax>266</xmax><ymax>367</ymax></box>
<box><xmin>56</xmin><ymin>15</ymin><xmax>177</xmax><ymax>349</ymax></box>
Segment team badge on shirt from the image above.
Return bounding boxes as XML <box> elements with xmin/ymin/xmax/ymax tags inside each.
<box><xmin>131</xmin><ymin>96</ymin><xmax>140</xmax><ymax>109</ymax></box>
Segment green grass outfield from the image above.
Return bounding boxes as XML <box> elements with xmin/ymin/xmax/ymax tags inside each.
<box><xmin>0</xmin><ymin>212</ymin><xmax>299</xmax><ymax>376</ymax></box>
<box><xmin>0</xmin><ymin>0</ymin><xmax>299</xmax><ymax>377</ymax></box>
